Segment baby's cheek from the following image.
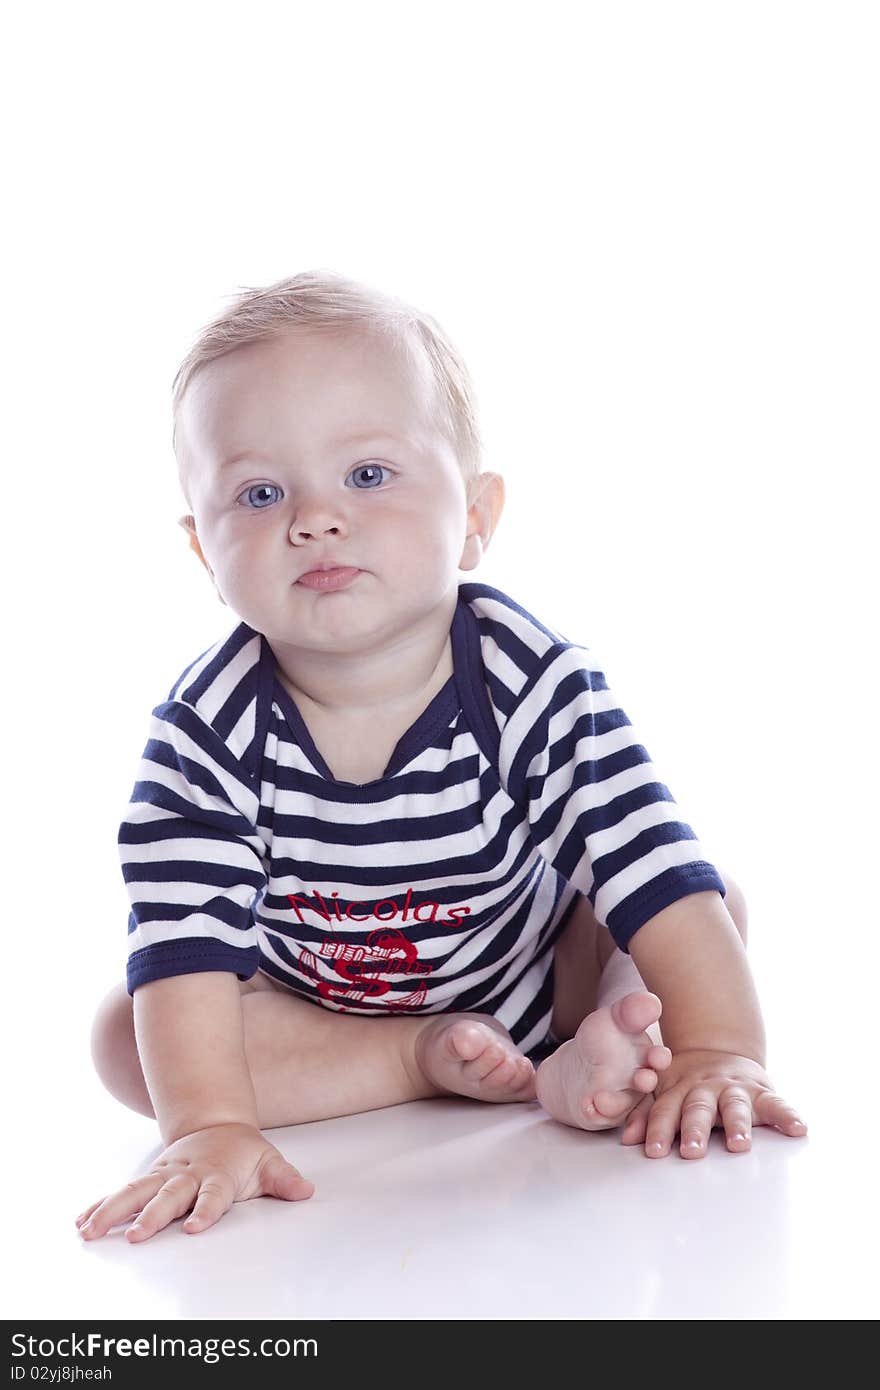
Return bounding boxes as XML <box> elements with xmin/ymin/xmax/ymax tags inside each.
<box><xmin>224</xmin><ymin>541</ymin><xmax>270</xmax><ymax>584</ymax></box>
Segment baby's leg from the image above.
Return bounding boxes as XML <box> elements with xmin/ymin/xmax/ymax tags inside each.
<box><xmin>90</xmin><ymin>976</ymin><xmax>536</xmax><ymax>1130</ymax></box>
<box><xmin>537</xmin><ymin>872</ymin><xmax>747</xmax><ymax>1133</ymax></box>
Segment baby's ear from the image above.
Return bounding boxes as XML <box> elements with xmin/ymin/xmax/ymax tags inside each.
<box><xmin>178</xmin><ymin>514</ymin><xmax>202</xmax><ymax>558</ymax></box>
<box><xmin>178</xmin><ymin>515</ymin><xmax>213</xmax><ymax>574</ymax></box>
<box><xmin>178</xmin><ymin>516</ymin><xmax>226</xmax><ymax>606</ymax></box>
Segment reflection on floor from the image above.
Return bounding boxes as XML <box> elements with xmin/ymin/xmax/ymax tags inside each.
<box><xmin>16</xmin><ymin>973</ymin><xmax>878</xmax><ymax>1321</ymax></box>
<box><xmin>13</xmin><ymin>922</ymin><xmax>878</xmax><ymax>1323</ymax></box>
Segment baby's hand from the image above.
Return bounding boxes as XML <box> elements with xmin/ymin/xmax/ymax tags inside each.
<box><xmin>75</xmin><ymin>1122</ymin><xmax>314</xmax><ymax>1242</ymax></box>
<box><xmin>619</xmin><ymin>1049</ymin><xmax>808</xmax><ymax>1159</ymax></box>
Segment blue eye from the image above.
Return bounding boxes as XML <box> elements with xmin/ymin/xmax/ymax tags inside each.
<box><xmin>346</xmin><ymin>463</ymin><xmax>390</xmax><ymax>489</ymax></box>
<box><xmin>238</xmin><ymin>483</ymin><xmax>282</xmax><ymax>509</ymax></box>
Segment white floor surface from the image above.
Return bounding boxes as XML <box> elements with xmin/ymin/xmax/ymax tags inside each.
<box><xmin>8</xmin><ymin>914</ymin><xmax>879</xmax><ymax>1322</ymax></box>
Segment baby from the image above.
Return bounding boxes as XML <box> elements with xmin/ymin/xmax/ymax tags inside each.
<box><xmin>78</xmin><ymin>271</ymin><xmax>807</xmax><ymax>1244</ymax></box>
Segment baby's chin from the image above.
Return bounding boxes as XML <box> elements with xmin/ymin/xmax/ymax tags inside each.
<box><xmin>249</xmin><ymin>576</ymin><xmax>455</xmax><ymax>637</ymax></box>
<box><xmin>259</xmin><ymin>601</ymin><xmax>394</xmax><ymax>651</ymax></box>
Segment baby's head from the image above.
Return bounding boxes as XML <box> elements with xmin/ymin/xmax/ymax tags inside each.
<box><xmin>171</xmin><ymin>270</ymin><xmax>505</xmax><ymax>652</ymax></box>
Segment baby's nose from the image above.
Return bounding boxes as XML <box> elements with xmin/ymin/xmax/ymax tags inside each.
<box><xmin>286</xmin><ymin>487</ymin><xmax>347</xmax><ymax>536</ymax></box>
<box><xmin>289</xmin><ymin>500</ymin><xmax>346</xmax><ymax>541</ymax></box>
<box><xmin>292</xmin><ymin>520</ymin><xmax>343</xmax><ymax>541</ymax></box>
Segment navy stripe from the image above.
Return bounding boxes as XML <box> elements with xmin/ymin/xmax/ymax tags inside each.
<box><xmin>127</xmin><ymin>940</ymin><xmax>260</xmax><ymax>996</ymax></box>
<box><xmin>127</xmin><ymin>895</ymin><xmax>257</xmax><ymax>932</ymax></box>
<box><xmin>118</xmin><ymin>580</ymin><xmax>726</xmax><ymax>1030</ymax></box>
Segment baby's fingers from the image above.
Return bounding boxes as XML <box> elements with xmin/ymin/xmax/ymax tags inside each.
<box><xmin>78</xmin><ymin>1178</ymin><xmax>162</xmax><ymax>1241</ymax></box>
<box><xmin>717</xmin><ymin>1086</ymin><xmax>754</xmax><ymax>1152</ymax></box>
<box><xmin>74</xmin><ymin>1198</ymin><xmax>106</xmax><ymax>1228</ymax></box>
<box><xmin>645</xmin><ymin>1086</ymin><xmax>717</xmax><ymax>1159</ymax></box>
<box><xmin>754</xmin><ymin>1090</ymin><xmax>808</xmax><ymax>1138</ymax></box>
<box><xmin>127</xmin><ymin>1172</ymin><xmax>213</xmax><ymax>1243</ymax></box>
<box><xmin>182</xmin><ymin>1177</ymin><xmax>237</xmax><ymax>1236</ymax></box>
<box><xmin>621</xmin><ymin>1092</ymin><xmax>653</xmax><ymax>1147</ymax></box>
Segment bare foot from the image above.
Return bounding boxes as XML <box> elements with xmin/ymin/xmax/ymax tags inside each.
<box><xmin>535</xmin><ymin>991</ymin><xmax>672</xmax><ymax>1131</ymax></box>
<box><xmin>413</xmin><ymin>1014</ymin><xmax>537</xmax><ymax>1104</ymax></box>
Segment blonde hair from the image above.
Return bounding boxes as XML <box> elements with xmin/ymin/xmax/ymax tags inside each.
<box><xmin>171</xmin><ymin>269</ymin><xmax>483</xmax><ymax>482</ymax></box>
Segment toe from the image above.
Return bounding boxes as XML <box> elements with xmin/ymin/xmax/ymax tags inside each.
<box><xmin>463</xmin><ymin>1042</ymin><xmax>535</xmax><ymax>1098</ymax></box>
<box><xmin>502</xmin><ymin>1057</ymin><xmax>537</xmax><ymax>1098</ymax></box>
<box><xmin>581</xmin><ymin>1097</ymin><xmax>617</xmax><ymax>1127</ymax></box>
<box><xmin>477</xmin><ymin>1052</ymin><xmax>517</xmax><ymax>1087</ymax></box>
<box><xmin>611</xmin><ymin>991</ymin><xmax>662</xmax><ymax>1036</ymax></box>
<box><xmin>631</xmin><ymin>1067</ymin><xmax>658</xmax><ymax>1092</ymax></box>
<box><xmin>647</xmin><ymin>1044</ymin><xmax>672</xmax><ymax>1071</ymax></box>
<box><xmin>447</xmin><ymin>1021</ymin><xmax>491</xmax><ymax>1063</ymax></box>
<box><xmin>462</xmin><ymin>1038</ymin><xmax>506</xmax><ymax>1081</ymax></box>
<box><xmin>486</xmin><ymin>1056</ymin><xmax>528</xmax><ymax>1089</ymax></box>
<box><xmin>591</xmin><ymin>1088</ymin><xmax>638</xmax><ymax>1120</ymax></box>
<box><xmin>515</xmin><ymin>1059</ymin><xmax>537</xmax><ymax>1092</ymax></box>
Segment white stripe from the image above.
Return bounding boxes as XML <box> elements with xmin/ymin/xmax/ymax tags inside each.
<box><xmin>127</xmin><ymin>913</ymin><xmax>259</xmax><ymax>955</ymax></box>
<box><xmin>121</xmin><ymin>583</ymin><xmax>721</xmax><ymax>1045</ymax></box>
<box><xmin>137</xmin><ymin>711</ymin><xmax>262</xmax><ymax>824</ymax></box>
<box><xmin>191</xmin><ymin>635</ymin><xmax>262</xmax><ymax>724</ymax></box>
<box><xmin>594</xmin><ymin>838</ymin><xmax>715</xmax><ymax>925</ymax></box>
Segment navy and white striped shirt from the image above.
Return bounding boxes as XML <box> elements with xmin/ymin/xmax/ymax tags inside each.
<box><xmin>119</xmin><ymin>581</ymin><xmax>725</xmax><ymax>1056</ymax></box>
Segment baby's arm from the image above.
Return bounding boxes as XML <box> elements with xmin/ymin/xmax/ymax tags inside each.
<box><xmin>77</xmin><ymin>972</ymin><xmax>313</xmax><ymax>1242</ymax></box>
<box><xmin>135</xmin><ymin>971</ymin><xmax>259</xmax><ymax>1138</ymax></box>
<box><xmin>627</xmin><ymin>891</ymin><xmax>808</xmax><ymax>1154</ymax></box>
<box><xmin>631</xmin><ymin>891</ymin><xmax>764</xmax><ymax>1057</ymax></box>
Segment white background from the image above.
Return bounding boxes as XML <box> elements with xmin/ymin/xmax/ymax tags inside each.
<box><xmin>3</xmin><ymin>0</ymin><xmax>877</xmax><ymax>1321</ymax></box>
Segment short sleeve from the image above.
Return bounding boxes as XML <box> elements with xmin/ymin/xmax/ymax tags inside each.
<box><xmin>118</xmin><ymin>699</ymin><xmax>268</xmax><ymax>994</ymax></box>
<box><xmin>501</xmin><ymin>644</ymin><xmax>726</xmax><ymax>954</ymax></box>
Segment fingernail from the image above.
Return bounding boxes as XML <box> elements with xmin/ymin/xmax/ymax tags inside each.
<box><xmin>685</xmin><ymin>1140</ymin><xmax>702</xmax><ymax>1150</ymax></box>
<box><xmin>647</xmin><ymin>1141</ymin><xmax>663</xmax><ymax>1154</ymax></box>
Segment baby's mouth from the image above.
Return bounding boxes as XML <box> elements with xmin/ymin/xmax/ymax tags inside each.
<box><xmin>296</xmin><ymin>566</ymin><xmax>362</xmax><ymax>592</ymax></box>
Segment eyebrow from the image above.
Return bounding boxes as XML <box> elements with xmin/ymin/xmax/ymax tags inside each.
<box><xmin>217</xmin><ymin>433</ymin><xmax>409</xmax><ymax>471</ymax></box>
